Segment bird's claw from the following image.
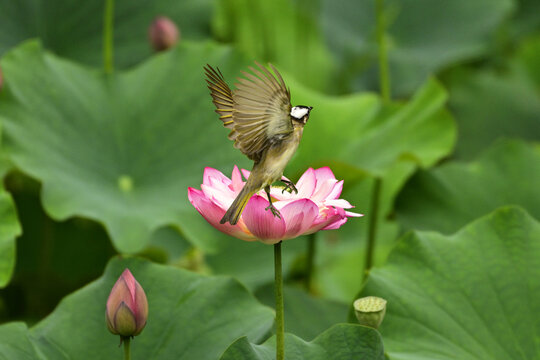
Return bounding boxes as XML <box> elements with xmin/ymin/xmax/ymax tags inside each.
<box><xmin>265</xmin><ymin>204</ymin><xmax>282</xmax><ymax>219</ymax></box>
<box><xmin>281</xmin><ymin>180</ymin><xmax>298</xmax><ymax>194</ymax></box>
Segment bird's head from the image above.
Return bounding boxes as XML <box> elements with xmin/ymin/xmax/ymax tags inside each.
<box><xmin>290</xmin><ymin>105</ymin><xmax>313</xmax><ymax>125</ymax></box>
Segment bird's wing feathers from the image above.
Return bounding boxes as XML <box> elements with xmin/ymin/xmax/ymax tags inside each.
<box><xmin>204</xmin><ymin>65</ymin><xmax>235</xmax><ymax>129</ymax></box>
<box><xmin>205</xmin><ymin>62</ymin><xmax>292</xmax><ymax>162</ymax></box>
<box><xmin>232</xmin><ymin>63</ymin><xmax>292</xmax><ymax>160</ymax></box>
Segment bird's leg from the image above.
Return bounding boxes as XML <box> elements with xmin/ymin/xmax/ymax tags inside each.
<box><xmin>281</xmin><ymin>178</ymin><xmax>298</xmax><ymax>194</ymax></box>
<box><xmin>264</xmin><ymin>185</ymin><xmax>281</xmax><ymax>219</ymax></box>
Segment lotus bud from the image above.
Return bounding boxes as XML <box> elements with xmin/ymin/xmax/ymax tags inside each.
<box><xmin>148</xmin><ymin>16</ymin><xmax>180</xmax><ymax>51</ymax></box>
<box><xmin>353</xmin><ymin>296</ymin><xmax>387</xmax><ymax>329</ymax></box>
<box><xmin>106</xmin><ymin>269</ymin><xmax>148</xmax><ymax>338</ymax></box>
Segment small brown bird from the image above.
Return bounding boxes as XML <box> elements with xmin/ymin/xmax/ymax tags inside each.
<box><xmin>204</xmin><ymin>62</ymin><xmax>312</xmax><ymax>225</ymax></box>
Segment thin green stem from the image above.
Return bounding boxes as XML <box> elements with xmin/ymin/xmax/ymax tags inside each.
<box><xmin>362</xmin><ymin>0</ymin><xmax>390</xmax><ymax>282</ymax></box>
<box><xmin>375</xmin><ymin>0</ymin><xmax>390</xmax><ymax>101</ymax></box>
<box><xmin>363</xmin><ymin>177</ymin><xmax>382</xmax><ymax>281</ymax></box>
<box><xmin>274</xmin><ymin>241</ymin><xmax>284</xmax><ymax>360</ymax></box>
<box><xmin>123</xmin><ymin>337</ymin><xmax>131</xmax><ymax>360</ymax></box>
<box><xmin>305</xmin><ymin>233</ymin><xmax>316</xmax><ymax>292</ymax></box>
<box><xmin>103</xmin><ymin>0</ymin><xmax>115</xmax><ymax>74</ymax></box>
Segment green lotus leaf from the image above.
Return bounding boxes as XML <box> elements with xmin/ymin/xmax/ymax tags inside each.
<box><xmin>396</xmin><ymin>140</ymin><xmax>540</xmax><ymax>234</ymax></box>
<box><xmin>288</xmin><ymin>76</ymin><xmax>456</xmax><ymax>179</ymax></box>
<box><xmin>220</xmin><ymin>324</ymin><xmax>385</xmax><ymax>360</ymax></box>
<box><xmin>0</xmin><ymin>40</ymin><xmax>254</xmax><ymax>253</ymax></box>
<box><xmin>360</xmin><ymin>206</ymin><xmax>540</xmax><ymax>360</ymax></box>
<box><xmin>0</xmin><ymin>0</ymin><xmax>213</xmax><ymax>68</ymax></box>
<box><xmin>447</xmin><ymin>65</ymin><xmax>540</xmax><ymax>159</ymax></box>
<box><xmin>0</xmin><ymin>257</ymin><xmax>274</xmax><ymax>359</ymax></box>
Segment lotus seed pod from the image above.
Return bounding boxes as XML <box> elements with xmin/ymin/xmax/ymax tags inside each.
<box><xmin>353</xmin><ymin>296</ymin><xmax>387</xmax><ymax>329</ymax></box>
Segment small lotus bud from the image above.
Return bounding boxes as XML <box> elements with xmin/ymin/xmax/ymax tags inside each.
<box><xmin>149</xmin><ymin>16</ymin><xmax>180</xmax><ymax>51</ymax></box>
<box><xmin>353</xmin><ymin>296</ymin><xmax>387</xmax><ymax>329</ymax></box>
<box><xmin>106</xmin><ymin>269</ymin><xmax>148</xmax><ymax>337</ymax></box>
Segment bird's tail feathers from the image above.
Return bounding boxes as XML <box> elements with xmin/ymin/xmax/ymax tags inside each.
<box><xmin>220</xmin><ymin>184</ymin><xmax>256</xmax><ymax>225</ymax></box>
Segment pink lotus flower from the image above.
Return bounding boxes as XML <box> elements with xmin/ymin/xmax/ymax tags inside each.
<box><xmin>148</xmin><ymin>16</ymin><xmax>180</xmax><ymax>51</ymax></box>
<box><xmin>106</xmin><ymin>269</ymin><xmax>148</xmax><ymax>337</ymax></box>
<box><xmin>188</xmin><ymin>166</ymin><xmax>361</xmax><ymax>245</ymax></box>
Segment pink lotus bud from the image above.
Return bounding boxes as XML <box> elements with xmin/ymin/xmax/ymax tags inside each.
<box><xmin>106</xmin><ymin>269</ymin><xmax>148</xmax><ymax>337</ymax></box>
<box><xmin>149</xmin><ymin>16</ymin><xmax>180</xmax><ymax>51</ymax></box>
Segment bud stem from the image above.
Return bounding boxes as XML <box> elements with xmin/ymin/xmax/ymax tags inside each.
<box><xmin>123</xmin><ymin>336</ymin><xmax>131</xmax><ymax>360</ymax></box>
<box><xmin>363</xmin><ymin>0</ymin><xmax>390</xmax><ymax>283</ymax></box>
<box><xmin>103</xmin><ymin>0</ymin><xmax>115</xmax><ymax>74</ymax></box>
<box><xmin>274</xmin><ymin>241</ymin><xmax>284</xmax><ymax>360</ymax></box>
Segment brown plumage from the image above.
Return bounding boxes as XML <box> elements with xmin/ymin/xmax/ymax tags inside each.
<box><xmin>204</xmin><ymin>62</ymin><xmax>312</xmax><ymax>225</ymax></box>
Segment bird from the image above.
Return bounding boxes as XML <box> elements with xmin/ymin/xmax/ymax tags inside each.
<box><xmin>204</xmin><ymin>62</ymin><xmax>313</xmax><ymax>225</ymax></box>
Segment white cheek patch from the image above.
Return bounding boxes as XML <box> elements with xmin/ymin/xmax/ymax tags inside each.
<box><xmin>291</xmin><ymin>106</ymin><xmax>309</xmax><ymax>119</ymax></box>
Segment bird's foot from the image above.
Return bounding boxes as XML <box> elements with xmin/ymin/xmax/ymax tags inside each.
<box><xmin>265</xmin><ymin>203</ymin><xmax>282</xmax><ymax>219</ymax></box>
<box><xmin>281</xmin><ymin>179</ymin><xmax>298</xmax><ymax>194</ymax></box>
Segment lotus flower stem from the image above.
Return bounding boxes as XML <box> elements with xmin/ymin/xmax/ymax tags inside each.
<box><xmin>305</xmin><ymin>233</ymin><xmax>316</xmax><ymax>292</ymax></box>
<box><xmin>274</xmin><ymin>241</ymin><xmax>285</xmax><ymax>360</ymax></box>
<box><xmin>363</xmin><ymin>177</ymin><xmax>382</xmax><ymax>280</ymax></box>
<box><xmin>375</xmin><ymin>0</ymin><xmax>390</xmax><ymax>101</ymax></box>
<box><xmin>103</xmin><ymin>0</ymin><xmax>115</xmax><ymax>74</ymax></box>
<box><xmin>123</xmin><ymin>337</ymin><xmax>131</xmax><ymax>360</ymax></box>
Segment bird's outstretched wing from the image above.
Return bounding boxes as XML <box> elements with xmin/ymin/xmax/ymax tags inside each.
<box><xmin>204</xmin><ymin>65</ymin><xmax>235</xmax><ymax>130</ymax></box>
<box><xmin>205</xmin><ymin>62</ymin><xmax>292</xmax><ymax>162</ymax></box>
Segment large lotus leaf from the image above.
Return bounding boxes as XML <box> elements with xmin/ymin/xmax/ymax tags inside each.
<box><xmin>212</xmin><ymin>0</ymin><xmax>335</xmax><ymax>91</ymax></box>
<box><xmin>396</xmin><ymin>140</ymin><xmax>540</xmax><ymax>234</ymax></box>
<box><xmin>359</xmin><ymin>206</ymin><xmax>540</xmax><ymax>360</ymax></box>
<box><xmin>220</xmin><ymin>324</ymin><xmax>385</xmax><ymax>360</ymax></box>
<box><xmin>0</xmin><ymin>323</ymin><xmax>37</xmax><ymax>359</ymax></box>
<box><xmin>447</xmin><ymin>64</ymin><xmax>540</xmax><ymax>160</ymax></box>
<box><xmin>511</xmin><ymin>0</ymin><xmax>540</xmax><ymax>38</ymax></box>
<box><xmin>0</xmin><ymin>257</ymin><xmax>274</xmax><ymax>359</ymax></box>
<box><xmin>255</xmin><ymin>284</ymin><xmax>348</xmax><ymax>341</ymax></box>
<box><xmin>288</xmin><ymin>76</ymin><xmax>456</xmax><ymax>179</ymax></box>
<box><xmin>320</xmin><ymin>0</ymin><xmax>513</xmax><ymax>95</ymax></box>
<box><xmin>0</xmin><ymin>0</ymin><xmax>212</xmax><ymax>68</ymax></box>
<box><xmin>0</xmin><ymin>40</ymin><xmax>257</xmax><ymax>253</ymax></box>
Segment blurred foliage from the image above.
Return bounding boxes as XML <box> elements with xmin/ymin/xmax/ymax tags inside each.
<box><xmin>0</xmin><ymin>164</ymin><xmax>20</xmax><ymax>289</ymax></box>
<box><xmin>0</xmin><ymin>0</ymin><xmax>538</xmax><ymax>357</ymax></box>
<box><xmin>1</xmin><ymin>173</ymin><xmax>115</xmax><ymax>322</ymax></box>
<box><xmin>255</xmin><ymin>284</ymin><xmax>348</xmax><ymax>341</ymax></box>
<box><xmin>0</xmin><ymin>0</ymin><xmax>213</xmax><ymax>68</ymax></box>
<box><xmin>213</xmin><ymin>0</ymin><xmax>335</xmax><ymax>92</ymax></box>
